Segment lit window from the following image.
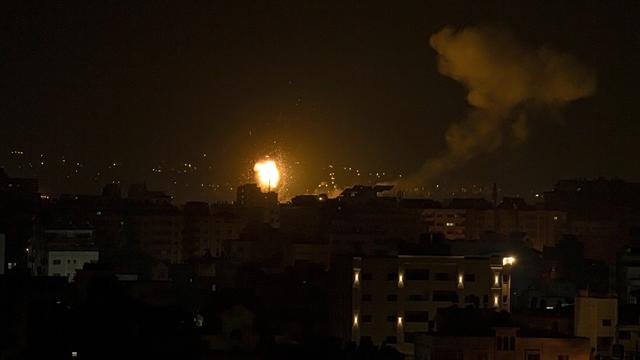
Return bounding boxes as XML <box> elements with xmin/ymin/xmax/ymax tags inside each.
<box><xmin>494</xmin><ymin>295</ymin><xmax>499</xmax><ymax>306</ymax></box>
<box><xmin>353</xmin><ymin>314</ymin><xmax>359</xmax><ymax>327</ymax></box>
<box><xmin>502</xmin><ymin>257</ymin><xmax>516</xmax><ymax>266</ymax></box>
<box><xmin>445</xmin><ymin>222</ymin><xmax>455</xmax><ymax>227</ymax></box>
<box><xmin>397</xmin><ymin>316</ymin><xmax>403</xmax><ymax>327</ymax></box>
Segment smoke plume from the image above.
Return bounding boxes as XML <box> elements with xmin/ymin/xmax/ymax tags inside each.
<box><xmin>402</xmin><ymin>25</ymin><xmax>596</xmax><ymax>188</ymax></box>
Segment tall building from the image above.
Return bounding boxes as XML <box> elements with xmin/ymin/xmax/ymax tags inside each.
<box><xmin>235</xmin><ymin>184</ymin><xmax>279</xmax><ymax>228</ymax></box>
<box><xmin>351</xmin><ymin>255</ymin><xmax>515</xmax><ymax>355</ymax></box>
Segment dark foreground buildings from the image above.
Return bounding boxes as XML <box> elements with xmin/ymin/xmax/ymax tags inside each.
<box><xmin>2</xmin><ymin>173</ymin><xmax>640</xmax><ymax>359</ymax></box>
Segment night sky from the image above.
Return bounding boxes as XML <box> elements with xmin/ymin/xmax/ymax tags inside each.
<box><xmin>2</xmin><ymin>1</ymin><xmax>639</xmax><ymax>202</ymax></box>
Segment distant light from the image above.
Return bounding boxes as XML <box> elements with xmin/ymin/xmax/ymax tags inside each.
<box><xmin>494</xmin><ymin>274</ymin><xmax>500</xmax><ymax>286</ymax></box>
<box><xmin>553</xmin><ymin>216</ymin><xmax>558</xmax><ymax>220</ymax></box>
<box><xmin>502</xmin><ymin>256</ymin><xmax>516</xmax><ymax>266</ymax></box>
<box><xmin>397</xmin><ymin>316</ymin><xmax>403</xmax><ymax>327</ymax></box>
<box><xmin>398</xmin><ymin>273</ymin><xmax>404</xmax><ymax>288</ymax></box>
<box><xmin>353</xmin><ymin>314</ymin><xmax>359</xmax><ymax>327</ymax></box>
<box><xmin>494</xmin><ymin>296</ymin><xmax>499</xmax><ymax>306</ymax></box>
<box><xmin>445</xmin><ymin>222</ymin><xmax>455</xmax><ymax>227</ymax></box>
<box><xmin>72</xmin><ymin>351</ymin><xmax>78</xmax><ymax>358</ymax></box>
<box><xmin>546</xmin><ymin>306</ymin><xmax>554</xmax><ymax>310</ymax></box>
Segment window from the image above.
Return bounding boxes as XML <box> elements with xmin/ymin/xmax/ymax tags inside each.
<box><xmin>527</xmin><ymin>353</ymin><xmax>540</xmax><ymax>360</ymax></box>
<box><xmin>408</xmin><ymin>294</ymin><xmax>429</xmax><ymax>301</ymax></box>
<box><xmin>433</xmin><ymin>290</ymin><xmax>458</xmax><ymax>302</ymax></box>
<box><xmin>361</xmin><ymin>315</ymin><xmax>372</xmax><ymax>323</ymax></box>
<box><xmin>387</xmin><ymin>294</ymin><xmax>398</xmax><ymax>302</ymax></box>
<box><xmin>362</xmin><ymin>294</ymin><xmax>372</xmax><ymax>302</ymax></box>
<box><xmin>405</xmin><ymin>311</ymin><xmax>429</xmax><ymax>322</ymax></box>
<box><xmin>385</xmin><ymin>336</ymin><xmax>397</xmax><ymax>344</ymax></box>
<box><xmin>53</xmin><ymin>259</ymin><xmax>61</xmax><ymax>265</ymax></box>
<box><xmin>503</xmin><ymin>295</ymin><xmax>509</xmax><ymax>303</ymax></box>
<box><xmin>387</xmin><ymin>272</ymin><xmax>398</xmax><ymax>281</ymax></box>
<box><xmin>464</xmin><ymin>274</ymin><xmax>476</xmax><ymax>282</ymax></box>
<box><xmin>602</xmin><ymin>319</ymin><xmax>612</xmax><ymax>326</ymax></box>
<box><xmin>405</xmin><ymin>269</ymin><xmax>429</xmax><ymax>280</ymax></box>
<box><xmin>503</xmin><ymin>274</ymin><xmax>510</xmax><ymax>283</ymax></box>
<box><xmin>362</xmin><ymin>272</ymin><xmax>372</xmax><ymax>280</ymax></box>
<box><xmin>435</xmin><ymin>272</ymin><xmax>451</xmax><ymax>281</ymax></box>
<box><xmin>558</xmin><ymin>356</ymin><xmax>570</xmax><ymax>360</ymax></box>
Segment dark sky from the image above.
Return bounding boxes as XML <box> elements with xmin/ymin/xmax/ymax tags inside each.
<box><xmin>2</xmin><ymin>1</ymin><xmax>639</xmax><ymax>201</ymax></box>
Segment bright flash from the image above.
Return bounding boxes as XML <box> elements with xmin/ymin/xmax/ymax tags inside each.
<box><xmin>254</xmin><ymin>160</ymin><xmax>280</xmax><ymax>191</ymax></box>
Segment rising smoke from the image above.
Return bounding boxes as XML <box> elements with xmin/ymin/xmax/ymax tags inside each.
<box><xmin>402</xmin><ymin>25</ymin><xmax>596</xmax><ymax>189</ymax></box>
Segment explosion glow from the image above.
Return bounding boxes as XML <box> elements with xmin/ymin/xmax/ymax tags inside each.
<box><xmin>254</xmin><ymin>159</ymin><xmax>280</xmax><ymax>191</ymax></box>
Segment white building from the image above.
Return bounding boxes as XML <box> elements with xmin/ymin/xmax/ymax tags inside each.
<box><xmin>48</xmin><ymin>251</ymin><xmax>99</xmax><ymax>282</ymax></box>
<box><xmin>574</xmin><ymin>293</ymin><xmax>618</xmax><ymax>357</ymax></box>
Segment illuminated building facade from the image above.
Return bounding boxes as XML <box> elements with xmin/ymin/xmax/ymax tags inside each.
<box><xmin>351</xmin><ymin>255</ymin><xmax>514</xmax><ymax>354</ymax></box>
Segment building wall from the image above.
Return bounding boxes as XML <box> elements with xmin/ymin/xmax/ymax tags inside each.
<box><xmin>47</xmin><ymin>250</ymin><xmax>99</xmax><ymax>281</ymax></box>
<box><xmin>422</xmin><ymin>209</ymin><xmax>467</xmax><ymax>240</ymax></box>
<box><xmin>128</xmin><ymin>215</ymin><xmax>183</xmax><ymax>263</ymax></box>
<box><xmin>416</xmin><ymin>333</ymin><xmax>590</xmax><ymax>360</ymax></box>
<box><xmin>617</xmin><ymin>324</ymin><xmax>640</xmax><ymax>359</ymax></box>
<box><xmin>0</xmin><ymin>234</ymin><xmax>5</xmax><ymax>274</ymax></box>
<box><xmin>351</xmin><ymin>255</ymin><xmax>513</xmax><ymax>354</ymax></box>
<box><xmin>421</xmin><ymin>208</ymin><xmax>566</xmax><ymax>251</ymax></box>
<box><xmin>574</xmin><ymin>295</ymin><xmax>618</xmax><ymax>356</ymax></box>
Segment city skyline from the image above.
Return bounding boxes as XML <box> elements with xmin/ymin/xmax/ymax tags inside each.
<box><xmin>3</xmin><ymin>1</ymin><xmax>639</xmax><ymax>202</ymax></box>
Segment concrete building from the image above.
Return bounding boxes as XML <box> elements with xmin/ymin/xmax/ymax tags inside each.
<box><xmin>47</xmin><ymin>250</ymin><xmax>99</xmax><ymax>281</ymax></box>
<box><xmin>183</xmin><ymin>202</ymin><xmax>217</xmax><ymax>259</ymax></box>
<box><xmin>420</xmin><ymin>200</ymin><xmax>566</xmax><ymax>251</ymax></box>
<box><xmin>351</xmin><ymin>255</ymin><xmax>514</xmax><ymax>355</ymax></box>
<box><xmin>236</xmin><ymin>184</ymin><xmax>279</xmax><ymax>228</ymax></box>
<box><xmin>0</xmin><ymin>233</ymin><xmax>4</xmax><ymax>274</ymax></box>
<box><xmin>415</xmin><ymin>328</ymin><xmax>591</xmax><ymax>360</ymax></box>
<box><xmin>618</xmin><ymin>245</ymin><xmax>640</xmax><ymax>304</ymax></box>
<box><xmin>574</xmin><ymin>293</ymin><xmax>618</xmax><ymax>357</ymax></box>
<box><xmin>422</xmin><ymin>209</ymin><xmax>468</xmax><ymax>241</ymax></box>
<box><xmin>126</xmin><ymin>212</ymin><xmax>183</xmax><ymax>264</ymax></box>
<box><xmin>617</xmin><ymin>323</ymin><xmax>640</xmax><ymax>360</ymax></box>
